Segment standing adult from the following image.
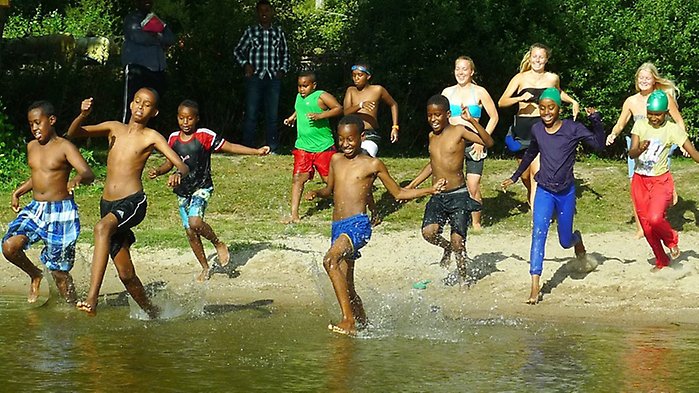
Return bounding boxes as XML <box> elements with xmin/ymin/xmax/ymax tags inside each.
<box><xmin>234</xmin><ymin>0</ymin><xmax>291</xmax><ymax>153</ymax></box>
<box><xmin>498</xmin><ymin>43</ymin><xmax>579</xmax><ymax>208</ymax></box>
<box><xmin>441</xmin><ymin>56</ymin><xmax>499</xmax><ymax>231</ymax></box>
<box><xmin>121</xmin><ymin>0</ymin><xmax>175</xmax><ymax>123</ymax></box>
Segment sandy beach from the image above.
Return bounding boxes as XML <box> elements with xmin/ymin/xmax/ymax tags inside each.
<box><xmin>3</xmin><ymin>229</ymin><xmax>699</xmax><ymax>325</ymax></box>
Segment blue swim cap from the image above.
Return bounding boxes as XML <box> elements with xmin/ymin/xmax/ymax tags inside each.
<box><xmin>647</xmin><ymin>89</ymin><xmax>669</xmax><ymax>112</ymax></box>
<box><xmin>538</xmin><ymin>87</ymin><xmax>561</xmax><ymax>106</ymax></box>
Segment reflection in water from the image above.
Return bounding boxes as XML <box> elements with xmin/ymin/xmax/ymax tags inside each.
<box><xmin>1</xmin><ymin>295</ymin><xmax>699</xmax><ymax>391</ymax></box>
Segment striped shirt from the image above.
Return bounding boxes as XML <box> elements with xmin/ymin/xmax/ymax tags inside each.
<box><xmin>233</xmin><ymin>24</ymin><xmax>290</xmax><ymax>79</ymax></box>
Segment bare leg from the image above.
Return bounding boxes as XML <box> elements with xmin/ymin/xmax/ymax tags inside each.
<box><xmin>422</xmin><ymin>224</ymin><xmax>451</xmax><ymax>268</ymax></box>
<box><xmin>185</xmin><ymin>228</ymin><xmax>209</xmax><ymax>282</ymax></box>
<box><xmin>189</xmin><ymin>217</ymin><xmax>229</xmax><ymax>268</ymax></box>
<box><xmin>323</xmin><ymin>235</ymin><xmax>357</xmax><ymax>335</ymax></box>
<box><xmin>527</xmin><ymin>274</ymin><xmax>541</xmax><ymax>304</ymax></box>
<box><xmin>78</xmin><ymin>214</ymin><xmax>118</xmax><ymax>316</ymax></box>
<box><xmin>345</xmin><ymin>258</ymin><xmax>367</xmax><ymax>328</ymax></box>
<box><xmin>284</xmin><ymin>172</ymin><xmax>311</xmax><ymax>224</ymax></box>
<box><xmin>51</xmin><ymin>270</ymin><xmax>77</xmax><ymax>304</ymax></box>
<box><xmin>113</xmin><ymin>244</ymin><xmax>160</xmax><ymax>319</ymax></box>
<box><xmin>466</xmin><ymin>173</ymin><xmax>482</xmax><ymax>231</ymax></box>
<box><xmin>2</xmin><ymin>235</ymin><xmax>43</xmax><ymax>303</ymax></box>
<box><xmin>451</xmin><ymin>233</ymin><xmax>469</xmax><ymax>285</ymax></box>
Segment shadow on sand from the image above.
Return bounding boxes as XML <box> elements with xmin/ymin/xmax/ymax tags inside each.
<box><xmin>539</xmin><ymin>251</ymin><xmax>607</xmax><ymax>301</ymax></box>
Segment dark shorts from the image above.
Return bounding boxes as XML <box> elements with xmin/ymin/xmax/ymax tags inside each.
<box><xmin>510</xmin><ymin>116</ymin><xmax>539</xmax><ymax>157</ymax></box>
<box><xmin>363</xmin><ymin>129</ymin><xmax>381</xmax><ymax>144</ymax></box>
<box><xmin>465</xmin><ymin>150</ymin><xmax>485</xmax><ymax>176</ymax></box>
<box><xmin>331</xmin><ymin>213</ymin><xmax>372</xmax><ymax>260</ymax></box>
<box><xmin>100</xmin><ymin>191</ymin><xmax>147</xmax><ymax>259</ymax></box>
<box><xmin>422</xmin><ymin>185</ymin><xmax>482</xmax><ymax>238</ymax></box>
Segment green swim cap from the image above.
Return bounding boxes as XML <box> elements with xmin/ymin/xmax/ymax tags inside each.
<box><xmin>538</xmin><ymin>87</ymin><xmax>561</xmax><ymax>106</ymax></box>
<box><xmin>647</xmin><ymin>89</ymin><xmax>669</xmax><ymax>112</ymax></box>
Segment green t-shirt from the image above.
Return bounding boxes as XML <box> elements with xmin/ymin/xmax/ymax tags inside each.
<box><xmin>294</xmin><ymin>90</ymin><xmax>335</xmax><ymax>152</ymax></box>
<box><xmin>631</xmin><ymin>119</ymin><xmax>687</xmax><ymax>176</ymax></box>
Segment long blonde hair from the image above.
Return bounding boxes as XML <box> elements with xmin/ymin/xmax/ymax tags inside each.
<box><xmin>519</xmin><ymin>43</ymin><xmax>551</xmax><ymax>73</ymax></box>
<box><xmin>635</xmin><ymin>62</ymin><xmax>679</xmax><ymax>98</ymax></box>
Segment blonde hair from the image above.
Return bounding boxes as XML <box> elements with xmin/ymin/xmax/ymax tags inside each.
<box><xmin>635</xmin><ymin>62</ymin><xmax>679</xmax><ymax>98</ymax></box>
<box><xmin>455</xmin><ymin>56</ymin><xmax>477</xmax><ymax>84</ymax></box>
<box><xmin>519</xmin><ymin>43</ymin><xmax>551</xmax><ymax>73</ymax></box>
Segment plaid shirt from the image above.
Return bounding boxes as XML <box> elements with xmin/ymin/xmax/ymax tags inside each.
<box><xmin>233</xmin><ymin>23</ymin><xmax>290</xmax><ymax>79</ymax></box>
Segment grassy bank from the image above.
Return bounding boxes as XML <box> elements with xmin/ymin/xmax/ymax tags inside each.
<box><xmin>1</xmin><ymin>154</ymin><xmax>699</xmax><ymax>250</ymax></box>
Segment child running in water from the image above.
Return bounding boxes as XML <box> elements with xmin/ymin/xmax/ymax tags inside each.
<box><xmin>343</xmin><ymin>62</ymin><xmax>400</xmax><ymax>157</ymax></box>
<box><xmin>2</xmin><ymin>101</ymin><xmax>95</xmax><ymax>303</ymax></box>
<box><xmin>407</xmin><ymin>95</ymin><xmax>494</xmax><ymax>285</ymax></box>
<box><xmin>149</xmin><ymin>100</ymin><xmax>270</xmax><ymax>282</ymax></box>
<box><xmin>628</xmin><ymin>90</ymin><xmax>699</xmax><ymax>271</ymax></box>
<box><xmin>502</xmin><ymin>88</ymin><xmax>605</xmax><ymax>304</ymax></box>
<box><xmin>306</xmin><ymin>115</ymin><xmax>445</xmax><ymax>336</ymax></box>
<box><xmin>68</xmin><ymin>88</ymin><xmax>190</xmax><ymax>318</ymax></box>
<box><xmin>282</xmin><ymin>71</ymin><xmax>343</xmax><ymax>224</ymax></box>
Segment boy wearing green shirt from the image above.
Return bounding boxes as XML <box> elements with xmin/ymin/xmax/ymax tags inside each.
<box><xmin>282</xmin><ymin>71</ymin><xmax>343</xmax><ymax>223</ymax></box>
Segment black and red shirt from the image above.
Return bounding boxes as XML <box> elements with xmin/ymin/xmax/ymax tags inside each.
<box><xmin>167</xmin><ymin>128</ymin><xmax>225</xmax><ymax>197</ymax></box>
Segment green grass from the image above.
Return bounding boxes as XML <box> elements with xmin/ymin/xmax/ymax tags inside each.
<box><xmin>2</xmin><ymin>153</ymin><xmax>699</xmax><ymax>250</ymax></box>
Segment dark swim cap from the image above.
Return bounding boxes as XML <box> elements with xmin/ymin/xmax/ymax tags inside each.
<box><xmin>647</xmin><ymin>89</ymin><xmax>669</xmax><ymax>112</ymax></box>
<box><xmin>538</xmin><ymin>87</ymin><xmax>561</xmax><ymax>106</ymax></box>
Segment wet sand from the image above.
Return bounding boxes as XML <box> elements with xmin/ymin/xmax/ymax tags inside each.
<box><xmin>3</xmin><ymin>230</ymin><xmax>699</xmax><ymax>325</ymax></box>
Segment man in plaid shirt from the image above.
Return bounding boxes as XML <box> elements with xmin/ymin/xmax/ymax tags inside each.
<box><xmin>234</xmin><ymin>0</ymin><xmax>290</xmax><ymax>153</ymax></box>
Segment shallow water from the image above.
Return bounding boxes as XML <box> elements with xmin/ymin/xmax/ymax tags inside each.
<box><xmin>2</xmin><ymin>294</ymin><xmax>699</xmax><ymax>393</ymax></box>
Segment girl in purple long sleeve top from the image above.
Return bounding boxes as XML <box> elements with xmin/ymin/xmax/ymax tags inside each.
<box><xmin>502</xmin><ymin>88</ymin><xmax>605</xmax><ymax>304</ymax></box>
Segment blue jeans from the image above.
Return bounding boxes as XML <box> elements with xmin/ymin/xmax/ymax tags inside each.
<box><xmin>242</xmin><ymin>75</ymin><xmax>281</xmax><ymax>151</ymax></box>
<box><xmin>530</xmin><ymin>184</ymin><xmax>581</xmax><ymax>276</ymax></box>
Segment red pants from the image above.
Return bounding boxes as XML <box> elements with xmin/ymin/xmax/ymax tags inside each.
<box><xmin>631</xmin><ymin>172</ymin><xmax>678</xmax><ymax>267</ymax></box>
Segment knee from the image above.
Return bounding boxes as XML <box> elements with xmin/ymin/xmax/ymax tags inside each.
<box><xmin>118</xmin><ymin>269</ymin><xmax>136</xmax><ymax>284</ymax></box>
<box><xmin>646</xmin><ymin>214</ymin><xmax>665</xmax><ymax>228</ymax></box>
<box><xmin>292</xmin><ymin>174</ymin><xmax>309</xmax><ymax>186</ymax></box>
<box><xmin>2</xmin><ymin>239</ymin><xmax>18</xmax><ymax>259</ymax></box>
<box><xmin>421</xmin><ymin>227</ymin><xmax>436</xmax><ymax>242</ymax></box>
<box><xmin>185</xmin><ymin>228</ymin><xmax>198</xmax><ymax>239</ymax></box>
<box><xmin>93</xmin><ymin>220</ymin><xmax>115</xmax><ymax>239</ymax></box>
<box><xmin>450</xmin><ymin>235</ymin><xmax>465</xmax><ymax>252</ymax></box>
<box><xmin>322</xmin><ymin>253</ymin><xmax>340</xmax><ymax>272</ymax></box>
<box><xmin>188</xmin><ymin>217</ymin><xmax>204</xmax><ymax>233</ymax></box>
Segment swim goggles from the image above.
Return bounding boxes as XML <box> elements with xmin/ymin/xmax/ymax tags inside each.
<box><xmin>351</xmin><ymin>65</ymin><xmax>371</xmax><ymax>75</ymax></box>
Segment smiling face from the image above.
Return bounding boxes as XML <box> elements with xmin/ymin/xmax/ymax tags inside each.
<box><xmin>427</xmin><ymin>104</ymin><xmax>450</xmax><ymax>134</ymax></box>
<box><xmin>338</xmin><ymin>124</ymin><xmax>363</xmax><ymax>158</ymax></box>
<box><xmin>454</xmin><ymin>58</ymin><xmax>474</xmax><ymax>85</ymax></box>
<box><xmin>130</xmin><ymin>88</ymin><xmax>159</xmax><ymax>124</ymax></box>
<box><xmin>297</xmin><ymin>76</ymin><xmax>316</xmax><ymax>98</ymax></box>
<box><xmin>27</xmin><ymin>108</ymin><xmax>56</xmax><ymax>145</ymax></box>
<box><xmin>538</xmin><ymin>99</ymin><xmax>560</xmax><ymax>126</ymax></box>
<box><xmin>637</xmin><ymin>70</ymin><xmax>656</xmax><ymax>93</ymax></box>
<box><xmin>529</xmin><ymin>47</ymin><xmax>549</xmax><ymax>72</ymax></box>
<box><xmin>177</xmin><ymin>105</ymin><xmax>199</xmax><ymax>134</ymax></box>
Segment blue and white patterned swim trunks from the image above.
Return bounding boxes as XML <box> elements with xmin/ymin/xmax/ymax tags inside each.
<box><xmin>2</xmin><ymin>198</ymin><xmax>80</xmax><ymax>271</ymax></box>
<box><xmin>177</xmin><ymin>187</ymin><xmax>214</xmax><ymax>229</ymax></box>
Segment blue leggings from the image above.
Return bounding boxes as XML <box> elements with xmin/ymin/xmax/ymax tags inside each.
<box><xmin>530</xmin><ymin>185</ymin><xmax>581</xmax><ymax>276</ymax></box>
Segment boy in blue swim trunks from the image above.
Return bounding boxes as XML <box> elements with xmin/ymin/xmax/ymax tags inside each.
<box><xmin>305</xmin><ymin>115</ymin><xmax>446</xmax><ymax>335</ymax></box>
<box><xmin>2</xmin><ymin>101</ymin><xmax>95</xmax><ymax>303</ymax></box>
<box><xmin>149</xmin><ymin>99</ymin><xmax>270</xmax><ymax>282</ymax></box>
<box><xmin>68</xmin><ymin>88</ymin><xmax>189</xmax><ymax>318</ymax></box>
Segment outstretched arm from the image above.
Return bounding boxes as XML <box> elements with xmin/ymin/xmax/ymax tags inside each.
<box><xmin>578</xmin><ymin>109</ymin><xmax>606</xmax><ymax>151</ymax></box>
<box><xmin>218</xmin><ymin>141</ymin><xmax>270</xmax><ymax>156</ymax></box>
<box><xmin>151</xmin><ymin>133</ymin><xmax>189</xmax><ymax>176</ymax></box>
<box><xmin>66</xmin><ymin>98</ymin><xmax>113</xmax><ymax>139</ymax></box>
<box><xmin>305</xmin><ymin>157</ymin><xmax>336</xmax><ymax>200</ymax></box>
<box><xmin>148</xmin><ymin>158</ymin><xmax>174</xmax><ymax>179</ymax></box>
<box><xmin>11</xmin><ymin>179</ymin><xmax>32</xmax><ymax>213</ymax></box>
<box><xmin>376</xmin><ymin>160</ymin><xmax>445</xmax><ymax>200</ymax></box>
<box><xmin>607</xmin><ymin>98</ymin><xmax>632</xmax><ymax>145</ymax></box>
<box><xmin>406</xmin><ymin>162</ymin><xmax>432</xmax><ymax>189</ymax></box>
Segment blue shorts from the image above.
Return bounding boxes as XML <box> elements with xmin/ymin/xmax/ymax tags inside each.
<box><xmin>177</xmin><ymin>187</ymin><xmax>213</xmax><ymax>229</ymax></box>
<box><xmin>2</xmin><ymin>199</ymin><xmax>80</xmax><ymax>271</ymax></box>
<box><xmin>331</xmin><ymin>214</ymin><xmax>372</xmax><ymax>259</ymax></box>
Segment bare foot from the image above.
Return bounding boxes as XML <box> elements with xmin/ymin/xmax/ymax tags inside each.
<box><xmin>673</xmin><ymin>189</ymin><xmax>679</xmax><ymax>206</ymax></box>
<box><xmin>670</xmin><ymin>246</ymin><xmax>681</xmax><ymax>260</ymax></box>
<box><xmin>439</xmin><ymin>249</ymin><xmax>452</xmax><ymax>268</ymax></box>
<box><xmin>328</xmin><ymin>321</ymin><xmax>356</xmax><ymax>336</ymax></box>
<box><xmin>526</xmin><ymin>287</ymin><xmax>540</xmax><ymax>305</ymax></box>
<box><xmin>215</xmin><ymin>241</ymin><xmax>230</xmax><ymax>267</ymax></box>
<box><xmin>76</xmin><ymin>300</ymin><xmax>97</xmax><ymax>316</ymax></box>
<box><xmin>472</xmin><ymin>223</ymin><xmax>483</xmax><ymax>232</ymax></box>
<box><xmin>281</xmin><ymin>216</ymin><xmax>300</xmax><ymax>224</ymax></box>
<box><xmin>650</xmin><ymin>266</ymin><xmax>664</xmax><ymax>273</ymax></box>
<box><xmin>28</xmin><ymin>274</ymin><xmax>43</xmax><ymax>303</ymax></box>
<box><xmin>196</xmin><ymin>267</ymin><xmax>210</xmax><ymax>282</ymax></box>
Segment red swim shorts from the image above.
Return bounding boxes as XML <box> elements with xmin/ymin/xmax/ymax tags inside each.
<box><xmin>292</xmin><ymin>147</ymin><xmax>336</xmax><ymax>178</ymax></box>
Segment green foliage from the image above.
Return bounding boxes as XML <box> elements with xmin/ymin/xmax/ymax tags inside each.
<box><xmin>0</xmin><ymin>104</ymin><xmax>27</xmax><ymax>190</ymax></box>
<box><xmin>3</xmin><ymin>0</ymin><xmax>118</xmax><ymax>38</ymax></box>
